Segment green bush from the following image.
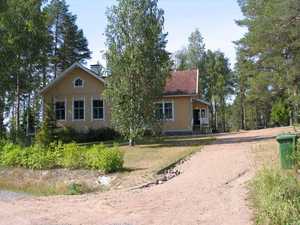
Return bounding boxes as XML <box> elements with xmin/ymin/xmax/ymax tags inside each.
<box><xmin>20</xmin><ymin>145</ymin><xmax>46</xmax><ymax>169</ymax></box>
<box><xmin>97</xmin><ymin>146</ymin><xmax>124</xmax><ymax>173</ymax></box>
<box><xmin>85</xmin><ymin>144</ymin><xmax>124</xmax><ymax>173</ymax></box>
<box><xmin>0</xmin><ymin>143</ymin><xmax>22</xmax><ymax>167</ymax></box>
<box><xmin>67</xmin><ymin>183</ymin><xmax>91</xmax><ymax>195</ymax></box>
<box><xmin>61</xmin><ymin>143</ymin><xmax>85</xmax><ymax>169</ymax></box>
<box><xmin>0</xmin><ymin>141</ymin><xmax>123</xmax><ymax>173</ymax></box>
<box><xmin>251</xmin><ymin>169</ymin><xmax>300</xmax><ymax>225</ymax></box>
<box><xmin>271</xmin><ymin>100</ymin><xmax>290</xmax><ymax>126</ymax></box>
<box><xmin>54</xmin><ymin>127</ymin><xmax>121</xmax><ymax>143</ymax></box>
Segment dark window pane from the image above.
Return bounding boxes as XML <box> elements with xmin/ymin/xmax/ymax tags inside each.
<box><xmin>74</xmin><ymin>100</ymin><xmax>84</xmax><ymax>120</ymax></box>
<box><xmin>75</xmin><ymin>78</ymin><xmax>83</xmax><ymax>87</ymax></box>
<box><xmin>164</xmin><ymin>102</ymin><xmax>173</xmax><ymax>119</ymax></box>
<box><xmin>55</xmin><ymin>101</ymin><xmax>65</xmax><ymax>120</ymax></box>
<box><xmin>93</xmin><ymin>100</ymin><xmax>104</xmax><ymax>119</ymax></box>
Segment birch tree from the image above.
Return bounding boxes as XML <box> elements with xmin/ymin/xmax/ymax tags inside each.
<box><xmin>105</xmin><ymin>0</ymin><xmax>171</xmax><ymax>145</ymax></box>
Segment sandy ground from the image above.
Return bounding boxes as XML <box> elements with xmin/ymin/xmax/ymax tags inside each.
<box><xmin>0</xmin><ymin>127</ymin><xmax>292</xmax><ymax>225</ymax></box>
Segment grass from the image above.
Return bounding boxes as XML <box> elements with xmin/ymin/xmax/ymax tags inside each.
<box><xmin>0</xmin><ymin>168</ymin><xmax>97</xmax><ymax>196</ymax></box>
<box><xmin>0</xmin><ymin>135</ymin><xmax>214</xmax><ymax>195</ymax></box>
<box><xmin>251</xmin><ymin>139</ymin><xmax>300</xmax><ymax>225</ymax></box>
<box><xmin>250</xmin><ymin>168</ymin><xmax>300</xmax><ymax>225</ymax></box>
<box><xmin>111</xmin><ymin>135</ymin><xmax>214</xmax><ymax>189</ymax></box>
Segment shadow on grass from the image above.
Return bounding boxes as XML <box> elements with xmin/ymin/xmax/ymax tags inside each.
<box><xmin>213</xmin><ymin>135</ymin><xmax>275</xmax><ymax>145</ymax></box>
<box><xmin>138</xmin><ymin>137</ymin><xmax>215</xmax><ymax>149</ymax></box>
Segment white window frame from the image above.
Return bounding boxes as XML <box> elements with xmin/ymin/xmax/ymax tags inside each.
<box><xmin>200</xmin><ymin>108</ymin><xmax>207</xmax><ymax>118</ymax></box>
<box><xmin>156</xmin><ymin>100</ymin><xmax>174</xmax><ymax>121</ymax></box>
<box><xmin>72</xmin><ymin>96</ymin><xmax>85</xmax><ymax>121</ymax></box>
<box><xmin>91</xmin><ymin>97</ymin><xmax>105</xmax><ymax>121</ymax></box>
<box><xmin>73</xmin><ymin>77</ymin><xmax>84</xmax><ymax>88</ymax></box>
<box><xmin>54</xmin><ymin>97</ymin><xmax>67</xmax><ymax>121</ymax></box>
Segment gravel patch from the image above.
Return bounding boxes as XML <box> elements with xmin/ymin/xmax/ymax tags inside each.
<box><xmin>0</xmin><ymin>190</ymin><xmax>28</xmax><ymax>202</ymax></box>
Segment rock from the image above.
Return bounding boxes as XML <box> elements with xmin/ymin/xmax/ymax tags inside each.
<box><xmin>98</xmin><ymin>176</ymin><xmax>111</xmax><ymax>186</ymax></box>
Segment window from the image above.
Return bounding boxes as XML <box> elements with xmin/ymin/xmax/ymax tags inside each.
<box><xmin>155</xmin><ymin>101</ymin><xmax>173</xmax><ymax>120</ymax></box>
<box><xmin>201</xmin><ymin>109</ymin><xmax>206</xmax><ymax>118</ymax></box>
<box><xmin>55</xmin><ymin>101</ymin><xmax>65</xmax><ymax>120</ymax></box>
<box><xmin>74</xmin><ymin>78</ymin><xmax>83</xmax><ymax>88</ymax></box>
<box><xmin>164</xmin><ymin>102</ymin><xmax>173</xmax><ymax>120</ymax></box>
<box><xmin>156</xmin><ymin>103</ymin><xmax>164</xmax><ymax>120</ymax></box>
<box><xmin>92</xmin><ymin>99</ymin><xmax>104</xmax><ymax>120</ymax></box>
<box><xmin>73</xmin><ymin>99</ymin><xmax>84</xmax><ymax>120</ymax></box>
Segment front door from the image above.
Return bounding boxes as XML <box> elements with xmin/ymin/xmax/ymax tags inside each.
<box><xmin>193</xmin><ymin>109</ymin><xmax>200</xmax><ymax>126</ymax></box>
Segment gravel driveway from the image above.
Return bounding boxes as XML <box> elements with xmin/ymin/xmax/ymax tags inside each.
<box><xmin>0</xmin><ymin>127</ymin><xmax>291</xmax><ymax>225</ymax></box>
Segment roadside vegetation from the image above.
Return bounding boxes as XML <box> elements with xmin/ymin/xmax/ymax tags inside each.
<box><xmin>251</xmin><ymin>137</ymin><xmax>300</xmax><ymax>225</ymax></box>
<box><xmin>251</xmin><ymin>169</ymin><xmax>300</xmax><ymax>225</ymax></box>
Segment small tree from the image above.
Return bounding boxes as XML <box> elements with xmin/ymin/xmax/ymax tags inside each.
<box><xmin>35</xmin><ymin>103</ymin><xmax>56</xmax><ymax>146</ymax></box>
<box><xmin>271</xmin><ymin>100</ymin><xmax>290</xmax><ymax>126</ymax></box>
<box><xmin>105</xmin><ymin>0</ymin><xmax>171</xmax><ymax>146</ymax></box>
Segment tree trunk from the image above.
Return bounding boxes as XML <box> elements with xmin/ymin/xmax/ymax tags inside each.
<box><xmin>293</xmin><ymin>85</ymin><xmax>298</xmax><ymax>124</ymax></box>
<box><xmin>240</xmin><ymin>92</ymin><xmax>245</xmax><ymax>130</ymax></box>
<box><xmin>0</xmin><ymin>97</ymin><xmax>4</xmax><ymax>137</ymax></box>
<box><xmin>54</xmin><ymin>13</ymin><xmax>59</xmax><ymax>78</ymax></box>
<box><xmin>16</xmin><ymin>73</ymin><xmax>20</xmax><ymax>132</ymax></box>
<box><xmin>129</xmin><ymin>138</ymin><xmax>135</xmax><ymax>146</ymax></box>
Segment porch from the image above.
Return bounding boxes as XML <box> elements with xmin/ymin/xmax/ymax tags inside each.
<box><xmin>192</xmin><ymin>99</ymin><xmax>211</xmax><ymax>134</ymax></box>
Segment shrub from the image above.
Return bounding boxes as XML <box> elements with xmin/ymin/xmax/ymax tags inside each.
<box><xmin>20</xmin><ymin>145</ymin><xmax>46</xmax><ymax>169</ymax></box>
<box><xmin>271</xmin><ymin>100</ymin><xmax>290</xmax><ymax>126</ymax></box>
<box><xmin>0</xmin><ymin>143</ymin><xmax>22</xmax><ymax>167</ymax></box>
<box><xmin>85</xmin><ymin>145</ymin><xmax>104</xmax><ymax>169</ymax></box>
<box><xmin>54</xmin><ymin>127</ymin><xmax>120</xmax><ymax>143</ymax></box>
<box><xmin>251</xmin><ymin>169</ymin><xmax>300</xmax><ymax>225</ymax></box>
<box><xmin>85</xmin><ymin>144</ymin><xmax>124</xmax><ymax>173</ymax></box>
<box><xmin>0</xmin><ymin>139</ymin><xmax>7</xmax><ymax>152</ymax></box>
<box><xmin>0</xmin><ymin>141</ymin><xmax>123</xmax><ymax>173</ymax></box>
<box><xmin>97</xmin><ymin>146</ymin><xmax>124</xmax><ymax>173</ymax></box>
<box><xmin>61</xmin><ymin>143</ymin><xmax>85</xmax><ymax>169</ymax></box>
<box><xmin>67</xmin><ymin>183</ymin><xmax>91</xmax><ymax>195</ymax></box>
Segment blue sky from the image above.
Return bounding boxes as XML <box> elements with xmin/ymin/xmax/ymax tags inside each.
<box><xmin>66</xmin><ymin>0</ymin><xmax>246</xmax><ymax>68</ymax></box>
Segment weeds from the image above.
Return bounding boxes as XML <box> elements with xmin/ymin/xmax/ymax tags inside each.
<box><xmin>251</xmin><ymin>168</ymin><xmax>300</xmax><ymax>225</ymax></box>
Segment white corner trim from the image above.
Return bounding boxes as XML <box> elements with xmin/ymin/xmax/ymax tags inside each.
<box><xmin>91</xmin><ymin>96</ymin><xmax>105</xmax><ymax>121</ymax></box>
<box><xmin>196</xmin><ymin>69</ymin><xmax>199</xmax><ymax>94</ymax></box>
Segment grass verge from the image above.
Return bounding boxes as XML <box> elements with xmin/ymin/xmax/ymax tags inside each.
<box><xmin>250</xmin><ymin>168</ymin><xmax>300</xmax><ymax>225</ymax></box>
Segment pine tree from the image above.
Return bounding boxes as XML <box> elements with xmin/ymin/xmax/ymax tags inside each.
<box><xmin>45</xmin><ymin>0</ymin><xmax>91</xmax><ymax>77</ymax></box>
<box><xmin>0</xmin><ymin>0</ymin><xmax>50</xmax><ymax>140</ymax></box>
<box><xmin>236</xmin><ymin>0</ymin><xmax>300</xmax><ymax>125</ymax></box>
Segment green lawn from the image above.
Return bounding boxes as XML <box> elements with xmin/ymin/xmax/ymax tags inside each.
<box><xmin>111</xmin><ymin>135</ymin><xmax>214</xmax><ymax>189</ymax></box>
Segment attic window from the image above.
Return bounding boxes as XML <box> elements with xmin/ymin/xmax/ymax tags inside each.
<box><xmin>74</xmin><ymin>77</ymin><xmax>84</xmax><ymax>88</ymax></box>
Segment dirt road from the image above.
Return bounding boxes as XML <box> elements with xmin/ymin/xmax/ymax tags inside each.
<box><xmin>0</xmin><ymin>127</ymin><xmax>291</xmax><ymax>225</ymax></box>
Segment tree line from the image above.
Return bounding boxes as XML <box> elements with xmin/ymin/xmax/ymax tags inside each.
<box><xmin>173</xmin><ymin>29</ymin><xmax>234</xmax><ymax>132</ymax></box>
<box><xmin>231</xmin><ymin>0</ymin><xmax>300</xmax><ymax>130</ymax></box>
<box><xmin>0</xmin><ymin>0</ymin><xmax>91</xmax><ymax>142</ymax></box>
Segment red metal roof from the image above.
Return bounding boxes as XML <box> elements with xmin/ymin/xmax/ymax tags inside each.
<box><xmin>164</xmin><ymin>69</ymin><xmax>198</xmax><ymax>95</ymax></box>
